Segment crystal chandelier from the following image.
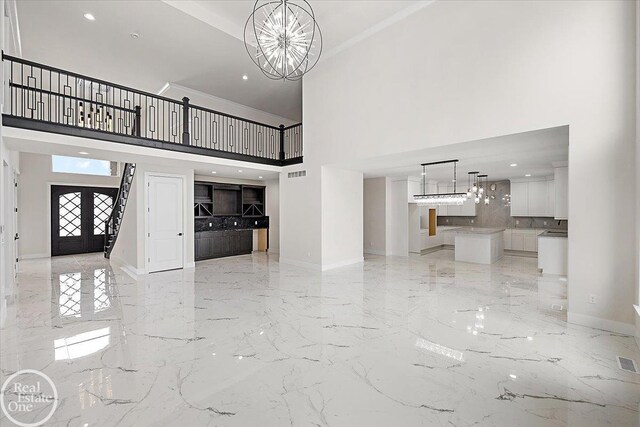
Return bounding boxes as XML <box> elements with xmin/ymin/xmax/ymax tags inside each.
<box><xmin>467</xmin><ymin>172</ymin><xmax>490</xmax><ymax>205</ymax></box>
<box><xmin>413</xmin><ymin>160</ymin><xmax>468</xmax><ymax>206</ymax></box>
<box><xmin>244</xmin><ymin>0</ymin><xmax>323</xmax><ymax>81</ymax></box>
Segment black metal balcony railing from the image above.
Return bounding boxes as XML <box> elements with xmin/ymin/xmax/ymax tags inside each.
<box><xmin>2</xmin><ymin>53</ymin><xmax>303</xmax><ymax>166</ymax></box>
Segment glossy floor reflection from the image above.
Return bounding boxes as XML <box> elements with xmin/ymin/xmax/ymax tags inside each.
<box><xmin>1</xmin><ymin>251</ymin><xmax>639</xmax><ymax>426</ymax></box>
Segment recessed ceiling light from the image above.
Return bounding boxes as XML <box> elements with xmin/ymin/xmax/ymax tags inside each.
<box><xmin>84</xmin><ymin>13</ymin><xmax>95</xmax><ymax>21</ymax></box>
<box><xmin>78</xmin><ymin>151</ymin><xmax>89</xmax><ymax>155</ymax></box>
<box><xmin>238</xmin><ymin>170</ymin><xmax>243</xmax><ymax>173</ymax></box>
<box><xmin>258</xmin><ymin>176</ymin><xmax>263</xmax><ymax>179</ymax></box>
<box><xmin>510</xmin><ymin>163</ymin><xmax>518</xmax><ymax>167</ymax></box>
<box><xmin>242</xmin><ymin>75</ymin><xmax>248</xmax><ymax>80</ymax></box>
<box><xmin>211</xmin><ymin>171</ymin><xmax>217</xmax><ymax>174</ymax></box>
<box><xmin>130</xmin><ymin>32</ymin><xmax>140</xmax><ymax>39</ymax></box>
<box><xmin>525</xmin><ymin>174</ymin><xmax>531</xmax><ymax>177</ymax></box>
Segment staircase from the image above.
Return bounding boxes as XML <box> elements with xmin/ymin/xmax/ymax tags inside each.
<box><xmin>104</xmin><ymin>163</ymin><xmax>136</xmax><ymax>259</ymax></box>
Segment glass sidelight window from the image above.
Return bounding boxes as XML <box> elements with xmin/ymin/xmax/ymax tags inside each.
<box><xmin>93</xmin><ymin>193</ymin><xmax>113</xmax><ymax>235</ymax></box>
<box><xmin>58</xmin><ymin>192</ymin><xmax>82</xmax><ymax>237</ymax></box>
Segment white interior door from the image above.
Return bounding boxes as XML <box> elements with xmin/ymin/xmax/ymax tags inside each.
<box><xmin>147</xmin><ymin>175</ymin><xmax>184</xmax><ymax>273</ymax></box>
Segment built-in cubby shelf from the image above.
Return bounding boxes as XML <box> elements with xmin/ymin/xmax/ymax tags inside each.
<box><xmin>194</xmin><ymin>181</ymin><xmax>265</xmax><ymax>219</ymax></box>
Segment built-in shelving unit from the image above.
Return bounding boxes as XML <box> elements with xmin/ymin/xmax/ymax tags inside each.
<box><xmin>194</xmin><ymin>182</ymin><xmax>265</xmax><ymax>218</ymax></box>
<box><xmin>194</xmin><ymin>181</ymin><xmax>268</xmax><ymax>261</ymax></box>
<box><xmin>242</xmin><ymin>185</ymin><xmax>265</xmax><ymax>217</ymax></box>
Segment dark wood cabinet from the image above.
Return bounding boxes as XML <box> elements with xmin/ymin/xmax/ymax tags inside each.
<box><xmin>195</xmin><ymin>230</ymin><xmax>253</xmax><ymax>261</ymax></box>
<box><xmin>194</xmin><ymin>181</ymin><xmax>267</xmax><ymax>261</ymax></box>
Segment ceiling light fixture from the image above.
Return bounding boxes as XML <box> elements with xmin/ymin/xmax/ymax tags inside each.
<box><xmin>242</xmin><ymin>75</ymin><xmax>248</xmax><ymax>80</ymax></box>
<box><xmin>258</xmin><ymin>176</ymin><xmax>263</xmax><ymax>179</ymax></box>
<box><xmin>211</xmin><ymin>171</ymin><xmax>217</xmax><ymax>174</ymax></box>
<box><xmin>413</xmin><ymin>160</ymin><xmax>467</xmax><ymax>206</ymax></box>
<box><xmin>478</xmin><ymin>174</ymin><xmax>490</xmax><ymax>205</ymax></box>
<box><xmin>244</xmin><ymin>0</ymin><xmax>323</xmax><ymax>81</ymax></box>
<box><xmin>78</xmin><ymin>151</ymin><xmax>89</xmax><ymax>155</ymax></box>
<box><xmin>84</xmin><ymin>13</ymin><xmax>95</xmax><ymax>21</ymax></box>
<box><xmin>130</xmin><ymin>32</ymin><xmax>140</xmax><ymax>39</ymax></box>
<box><xmin>525</xmin><ymin>174</ymin><xmax>531</xmax><ymax>177</ymax></box>
<box><xmin>238</xmin><ymin>170</ymin><xmax>243</xmax><ymax>173</ymax></box>
<box><xmin>510</xmin><ymin>163</ymin><xmax>518</xmax><ymax>167</ymax></box>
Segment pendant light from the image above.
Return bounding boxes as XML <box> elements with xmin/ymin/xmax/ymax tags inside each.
<box><xmin>244</xmin><ymin>0</ymin><xmax>323</xmax><ymax>81</ymax></box>
<box><xmin>478</xmin><ymin>174</ymin><xmax>489</xmax><ymax>205</ymax></box>
<box><xmin>413</xmin><ymin>160</ymin><xmax>467</xmax><ymax>205</ymax></box>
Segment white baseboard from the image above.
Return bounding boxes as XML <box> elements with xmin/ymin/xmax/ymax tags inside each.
<box><xmin>109</xmin><ymin>256</ymin><xmax>146</xmax><ymax>278</ymax></box>
<box><xmin>279</xmin><ymin>256</ymin><xmax>364</xmax><ymax>271</ymax></box>
<box><xmin>634</xmin><ymin>306</ymin><xmax>640</xmax><ymax>351</ymax></box>
<box><xmin>567</xmin><ymin>311</ymin><xmax>635</xmax><ymax>336</ymax></box>
<box><xmin>19</xmin><ymin>253</ymin><xmax>48</xmax><ymax>260</ymax></box>
<box><xmin>321</xmin><ymin>257</ymin><xmax>364</xmax><ymax>271</ymax></box>
<box><xmin>185</xmin><ymin>261</ymin><xmax>195</xmax><ymax>269</ymax></box>
<box><xmin>278</xmin><ymin>257</ymin><xmax>322</xmax><ymax>270</ymax></box>
<box><xmin>364</xmin><ymin>249</ymin><xmax>387</xmax><ymax>256</ymax></box>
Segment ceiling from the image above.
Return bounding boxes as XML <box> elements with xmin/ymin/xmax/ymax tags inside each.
<box><xmin>348</xmin><ymin>126</ymin><xmax>569</xmax><ymax>183</ymax></box>
<box><xmin>168</xmin><ymin>1</ymin><xmax>422</xmax><ymax>56</ymax></box>
<box><xmin>16</xmin><ymin>0</ymin><xmax>302</xmax><ymax>121</ymax></box>
<box><xmin>16</xmin><ymin>1</ymin><xmax>429</xmax><ymax>123</ymax></box>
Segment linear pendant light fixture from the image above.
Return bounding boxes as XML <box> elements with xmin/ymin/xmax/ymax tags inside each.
<box><xmin>413</xmin><ymin>160</ymin><xmax>467</xmax><ymax>206</ymax></box>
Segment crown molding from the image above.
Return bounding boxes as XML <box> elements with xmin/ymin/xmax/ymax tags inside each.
<box><xmin>322</xmin><ymin>1</ymin><xmax>436</xmax><ymax>62</ymax></box>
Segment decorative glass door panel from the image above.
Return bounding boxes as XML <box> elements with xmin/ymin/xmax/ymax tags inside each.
<box><xmin>51</xmin><ymin>186</ymin><xmax>118</xmax><ymax>256</ymax></box>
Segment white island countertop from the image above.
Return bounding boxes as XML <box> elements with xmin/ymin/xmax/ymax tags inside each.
<box><xmin>444</xmin><ymin>227</ymin><xmax>505</xmax><ymax>235</ymax></box>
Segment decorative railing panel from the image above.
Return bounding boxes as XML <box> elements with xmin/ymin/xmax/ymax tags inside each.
<box><xmin>2</xmin><ymin>53</ymin><xmax>302</xmax><ymax>166</ymax></box>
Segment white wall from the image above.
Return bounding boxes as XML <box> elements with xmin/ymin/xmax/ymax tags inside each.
<box><xmin>282</xmin><ymin>0</ymin><xmax>637</xmax><ymax>332</ymax></box>
<box><xmin>321</xmin><ymin>166</ymin><xmax>363</xmax><ymax>269</ymax></box>
<box><xmin>17</xmin><ymin>153</ymin><xmax>120</xmax><ymax>258</ymax></box>
<box><xmin>266</xmin><ymin>178</ymin><xmax>279</xmax><ymax>254</ymax></box>
<box><xmin>279</xmin><ymin>164</ymin><xmax>321</xmax><ymax>268</ymax></box>
<box><xmin>363</xmin><ymin>177</ymin><xmax>389</xmax><ymax>255</ymax></box>
<box><xmin>387</xmin><ymin>179</ymin><xmax>409</xmax><ymax>257</ymax></box>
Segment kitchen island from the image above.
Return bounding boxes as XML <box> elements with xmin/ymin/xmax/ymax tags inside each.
<box><xmin>445</xmin><ymin>228</ymin><xmax>505</xmax><ymax>264</ymax></box>
<box><xmin>538</xmin><ymin>230</ymin><xmax>568</xmax><ymax>275</ymax></box>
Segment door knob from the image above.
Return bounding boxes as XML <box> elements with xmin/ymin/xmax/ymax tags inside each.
<box><xmin>178</xmin><ymin>233</ymin><xmax>183</xmax><ymax>236</ymax></box>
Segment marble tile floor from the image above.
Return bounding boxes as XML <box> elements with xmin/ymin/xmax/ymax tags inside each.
<box><xmin>1</xmin><ymin>250</ymin><xmax>639</xmax><ymax>426</ymax></box>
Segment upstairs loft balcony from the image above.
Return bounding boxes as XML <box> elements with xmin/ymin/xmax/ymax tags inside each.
<box><xmin>1</xmin><ymin>53</ymin><xmax>303</xmax><ymax>166</ymax></box>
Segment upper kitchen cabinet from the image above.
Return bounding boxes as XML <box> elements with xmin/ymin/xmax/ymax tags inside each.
<box><xmin>510</xmin><ymin>181</ymin><xmax>529</xmax><ymax>216</ymax></box>
<box><xmin>510</xmin><ymin>178</ymin><xmax>554</xmax><ymax>217</ymax></box>
<box><xmin>554</xmin><ymin>166</ymin><xmax>568</xmax><ymax>220</ymax></box>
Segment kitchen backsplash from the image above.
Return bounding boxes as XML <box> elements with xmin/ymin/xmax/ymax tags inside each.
<box><xmin>435</xmin><ymin>180</ymin><xmax>568</xmax><ymax>230</ymax></box>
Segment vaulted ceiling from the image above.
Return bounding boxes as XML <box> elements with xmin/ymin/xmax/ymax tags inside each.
<box><xmin>16</xmin><ymin>0</ymin><xmax>430</xmax><ymax>122</ymax></box>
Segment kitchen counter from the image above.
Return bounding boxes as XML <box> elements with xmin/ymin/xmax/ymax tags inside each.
<box><xmin>445</xmin><ymin>227</ymin><xmax>505</xmax><ymax>235</ymax></box>
<box><xmin>539</xmin><ymin>230</ymin><xmax>568</xmax><ymax>238</ymax></box>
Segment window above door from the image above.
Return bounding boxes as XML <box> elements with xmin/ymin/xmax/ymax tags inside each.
<box><xmin>52</xmin><ymin>155</ymin><xmax>118</xmax><ymax>177</ymax></box>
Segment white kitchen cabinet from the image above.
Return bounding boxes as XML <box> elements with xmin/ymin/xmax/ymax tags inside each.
<box><xmin>554</xmin><ymin>166</ymin><xmax>568</xmax><ymax>220</ymax></box>
<box><xmin>523</xmin><ymin>234</ymin><xmax>537</xmax><ymax>252</ymax></box>
<box><xmin>459</xmin><ymin>196</ymin><xmax>476</xmax><ymax>216</ymax></box>
<box><xmin>510</xmin><ymin>229</ymin><xmax>540</xmax><ymax>252</ymax></box>
<box><xmin>510</xmin><ymin>179</ymin><xmax>554</xmax><ymax>217</ymax></box>
<box><xmin>511</xmin><ymin>232</ymin><xmax>525</xmax><ymax>251</ymax></box>
<box><xmin>528</xmin><ymin>181</ymin><xmax>548</xmax><ymax>217</ymax></box>
<box><xmin>546</xmin><ymin>180</ymin><xmax>555</xmax><ymax>217</ymax></box>
<box><xmin>510</xmin><ymin>182</ymin><xmax>529</xmax><ymax>216</ymax></box>
<box><xmin>503</xmin><ymin>229</ymin><xmax>512</xmax><ymax>250</ymax></box>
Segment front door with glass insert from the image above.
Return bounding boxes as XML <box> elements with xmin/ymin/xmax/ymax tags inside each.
<box><xmin>51</xmin><ymin>186</ymin><xmax>118</xmax><ymax>256</ymax></box>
